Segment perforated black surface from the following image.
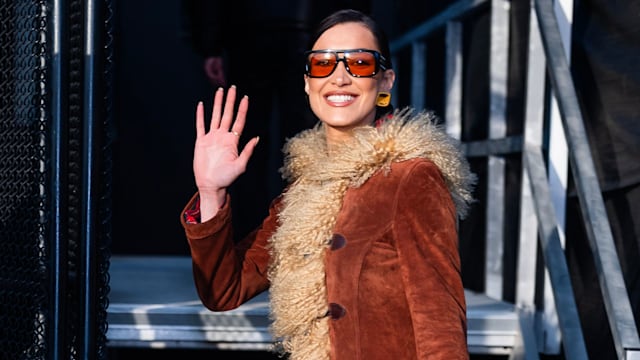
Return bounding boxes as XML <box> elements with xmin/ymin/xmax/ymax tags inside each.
<box><xmin>0</xmin><ymin>0</ymin><xmax>114</xmax><ymax>358</ymax></box>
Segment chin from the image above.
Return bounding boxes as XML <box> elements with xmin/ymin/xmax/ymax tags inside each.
<box><xmin>315</xmin><ymin>106</ymin><xmax>374</xmax><ymax>128</ymax></box>
<box><xmin>325</xmin><ymin>120</ymin><xmax>370</xmax><ymax>130</ymax></box>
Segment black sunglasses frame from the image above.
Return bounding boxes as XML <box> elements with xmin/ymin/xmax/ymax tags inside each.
<box><xmin>304</xmin><ymin>49</ymin><xmax>388</xmax><ymax>78</ymax></box>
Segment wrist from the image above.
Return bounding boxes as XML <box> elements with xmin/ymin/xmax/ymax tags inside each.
<box><xmin>198</xmin><ymin>187</ymin><xmax>226</xmax><ymax>202</ymax></box>
<box><xmin>198</xmin><ymin>188</ymin><xmax>227</xmax><ymax>222</ymax></box>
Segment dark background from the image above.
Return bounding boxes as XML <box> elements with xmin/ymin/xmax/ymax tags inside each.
<box><xmin>111</xmin><ymin>0</ymin><xmax>207</xmax><ymax>256</ymax></box>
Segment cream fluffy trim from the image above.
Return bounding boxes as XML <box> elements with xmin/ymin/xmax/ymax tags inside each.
<box><xmin>267</xmin><ymin>108</ymin><xmax>476</xmax><ymax>359</ymax></box>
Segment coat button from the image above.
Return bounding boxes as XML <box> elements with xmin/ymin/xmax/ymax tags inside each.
<box><xmin>328</xmin><ymin>303</ymin><xmax>346</xmax><ymax>320</ymax></box>
<box><xmin>328</xmin><ymin>234</ymin><xmax>346</xmax><ymax>250</ymax></box>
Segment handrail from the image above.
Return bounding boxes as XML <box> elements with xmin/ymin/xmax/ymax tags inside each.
<box><xmin>389</xmin><ymin>0</ymin><xmax>487</xmax><ymax>53</ymax></box>
<box><xmin>534</xmin><ymin>0</ymin><xmax>640</xmax><ymax>358</ymax></box>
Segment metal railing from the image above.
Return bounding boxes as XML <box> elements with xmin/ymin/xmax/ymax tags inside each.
<box><xmin>531</xmin><ymin>1</ymin><xmax>640</xmax><ymax>358</ymax></box>
<box><xmin>388</xmin><ymin>0</ymin><xmax>640</xmax><ymax>358</ymax></box>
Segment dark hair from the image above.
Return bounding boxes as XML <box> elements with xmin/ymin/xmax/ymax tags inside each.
<box><xmin>308</xmin><ymin>9</ymin><xmax>393</xmax><ymax>69</ymax></box>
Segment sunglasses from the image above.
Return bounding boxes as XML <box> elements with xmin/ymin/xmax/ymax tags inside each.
<box><xmin>304</xmin><ymin>49</ymin><xmax>388</xmax><ymax>78</ymax></box>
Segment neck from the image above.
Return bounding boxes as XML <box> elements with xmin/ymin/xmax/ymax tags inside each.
<box><xmin>324</xmin><ymin>126</ymin><xmax>354</xmax><ymax>152</ymax></box>
<box><xmin>323</xmin><ymin>116</ymin><xmax>377</xmax><ymax>151</ymax></box>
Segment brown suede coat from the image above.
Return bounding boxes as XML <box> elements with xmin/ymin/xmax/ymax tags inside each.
<box><xmin>181</xmin><ymin>109</ymin><xmax>474</xmax><ymax>359</ymax></box>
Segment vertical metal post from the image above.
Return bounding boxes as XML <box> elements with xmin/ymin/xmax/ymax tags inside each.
<box><xmin>516</xmin><ymin>0</ymin><xmax>545</xmax><ymax>318</ymax></box>
<box><xmin>81</xmin><ymin>0</ymin><xmax>100</xmax><ymax>357</ymax></box>
<box><xmin>445</xmin><ymin>21</ymin><xmax>463</xmax><ymax>139</ymax></box>
<box><xmin>485</xmin><ymin>0</ymin><xmax>510</xmax><ymax>300</ymax></box>
<box><xmin>539</xmin><ymin>0</ymin><xmax>574</xmax><ymax>353</ymax></box>
<box><xmin>50</xmin><ymin>0</ymin><xmax>68</xmax><ymax>358</ymax></box>
<box><xmin>516</xmin><ymin>0</ymin><xmax>546</xmax><ymax>316</ymax></box>
<box><xmin>516</xmin><ymin>2</ymin><xmax>548</xmax><ymax>355</ymax></box>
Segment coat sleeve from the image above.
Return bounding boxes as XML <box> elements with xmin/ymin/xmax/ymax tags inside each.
<box><xmin>180</xmin><ymin>192</ymin><xmax>279</xmax><ymax>311</ymax></box>
<box><xmin>393</xmin><ymin>160</ymin><xmax>469</xmax><ymax>359</ymax></box>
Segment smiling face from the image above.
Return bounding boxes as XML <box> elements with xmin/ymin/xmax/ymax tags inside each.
<box><xmin>304</xmin><ymin>22</ymin><xmax>395</xmax><ymax>144</ymax></box>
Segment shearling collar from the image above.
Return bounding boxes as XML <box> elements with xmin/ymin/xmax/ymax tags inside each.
<box><xmin>281</xmin><ymin>107</ymin><xmax>475</xmax><ymax>218</ymax></box>
<box><xmin>267</xmin><ymin>108</ymin><xmax>476</xmax><ymax>360</ymax></box>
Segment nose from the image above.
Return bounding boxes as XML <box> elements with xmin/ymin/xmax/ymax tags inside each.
<box><xmin>331</xmin><ymin>60</ymin><xmax>351</xmax><ymax>86</ymax></box>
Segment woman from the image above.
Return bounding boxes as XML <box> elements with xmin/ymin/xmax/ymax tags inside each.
<box><xmin>181</xmin><ymin>9</ymin><xmax>475</xmax><ymax>359</ymax></box>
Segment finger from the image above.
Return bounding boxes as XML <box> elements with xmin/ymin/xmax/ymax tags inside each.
<box><xmin>238</xmin><ymin>136</ymin><xmax>260</xmax><ymax>166</ymax></box>
<box><xmin>210</xmin><ymin>87</ymin><xmax>224</xmax><ymax>129</ymax></box>
<box><xmin>231</xmin><ymin>95</ymin><xmax>249</xmax><ymax>136</ymax></box>
<box><xmin>195</xmin><ymin>101</ymin><xmax>205</xmax><ymax>138</ymax></box>
<box><xmin>220</xmin><ymin>85</ymin><xmax>237</xmax><ymax>131</ymax></box>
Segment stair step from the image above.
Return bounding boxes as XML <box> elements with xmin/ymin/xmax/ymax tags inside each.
<box><xmin>107</xmin><ymin>255</ymin><xmax>519</xmax><ymax>354</ymax></box>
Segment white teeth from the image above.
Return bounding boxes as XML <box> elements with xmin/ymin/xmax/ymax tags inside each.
<box><xmin>327</xmin><ymin>94</ymin><xmax>354</xmax><ymax>103</ymax></box>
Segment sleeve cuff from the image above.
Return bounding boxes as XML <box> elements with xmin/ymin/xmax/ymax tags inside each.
<box><xmin>180</xmin><ymin>192</ymin><xmax>232</xmax><ymax>240</ymax></box>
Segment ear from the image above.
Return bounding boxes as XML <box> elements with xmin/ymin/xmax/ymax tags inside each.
<box><xmin>304</xmin><ymin>75</ymin><xmax>310</xmax><ymax>96</ymax></box>
<box><xmin>381</xmin><ymin>69</ymin><xmax>396</xmax><ymax>92</ymax></box>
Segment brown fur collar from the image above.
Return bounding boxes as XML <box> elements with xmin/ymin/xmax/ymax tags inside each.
<box><xmin>267</xmin><ymin>108</ymin><xmax>476</xmax><ymax>359</ymax></box>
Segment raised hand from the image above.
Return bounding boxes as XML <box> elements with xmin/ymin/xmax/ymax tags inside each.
<box><xmin>193</xmin><ymin>86</ymin><xmax>259</xmax><ymax>221</ymax></box>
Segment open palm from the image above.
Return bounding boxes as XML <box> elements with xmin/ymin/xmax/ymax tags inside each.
<box><xmin>193</xmin><ymin>86</ymin><xmax>259</xmax><ymax>199</ymax></box>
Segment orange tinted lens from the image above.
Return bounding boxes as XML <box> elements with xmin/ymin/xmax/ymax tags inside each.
<box><xmin>345</xmin><ymin>51</ymin><xmax>377</xmax><ymax>76</ymax></box>
<box><xmin>308</xmin><ymin>53</ymin><xmax>337</xmax><ymax>77</ymax></box>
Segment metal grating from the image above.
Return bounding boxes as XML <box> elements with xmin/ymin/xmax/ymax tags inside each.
<box><xmin>0</xmin><ymin>1</ymin><xmax>49</xmax><ymax>358</ymax></box>
<box><xmin>0</xmin><ymin>0</ymin><xmax>115</xmax><ymax>358</ymax></box>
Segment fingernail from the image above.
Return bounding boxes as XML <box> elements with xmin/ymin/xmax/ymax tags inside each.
<box><xmin>255</xmin><ymin>136</ymin><xmax>260</xmax><ymax>145</ymax></box>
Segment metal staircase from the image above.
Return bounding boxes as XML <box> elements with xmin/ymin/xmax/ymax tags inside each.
<box><xmin>385</xmin><ymin>0</ymin><xmax>639</xmax><ymax>358</ymax></box>
<box><xmin>106</xmin><ymin>0</ymin><xmax>640</xmax><ymax>358</ymax></box>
